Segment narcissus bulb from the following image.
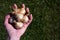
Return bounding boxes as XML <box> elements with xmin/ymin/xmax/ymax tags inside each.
<box><xmin>20</xmin><ymin>8</ymin><xmax>26</xmax><ymax>15</ymax></box>
<box><xmin>16</xmin><ymin>14</ymin><xmax>23</xmax><ymax>21</ymax></box>
<box><xmin>22</xmin><ymin>16</ymin><xmax>29</xmax><ymax>23</ymax></box>
<box><xmin>14</xmin><ymin>21</ymin><xmax>23</xmax><ymax>28</ymax></box>
<box><xmin>13</xmin><ymin>8</ymin><xmax>26</xmax><ymax>15</ymax></box>
<box><xmin>9</xmin><ymin>17</ymin><xmax>14</xmax><ymax>24</ymax></box>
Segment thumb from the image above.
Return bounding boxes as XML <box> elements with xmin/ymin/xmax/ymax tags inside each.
<box><xmin>4</xmin><ymin>15</ymin><xmax>10</xmax><ymax>25</ymax></box>
<box><xmin>4</xmin><ymin>14</ymin><xmax>15</xmax><ymax>32</ymax></box>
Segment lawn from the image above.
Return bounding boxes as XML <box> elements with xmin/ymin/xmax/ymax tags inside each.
<box><xmin>0</xmin><ymin>0</ymin><xmax>60</xmax><ymax>40</ymax></box>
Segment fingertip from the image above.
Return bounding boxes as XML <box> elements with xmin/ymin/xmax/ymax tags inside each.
<box><xmin>4</xmin><ymin>16</ymin><xmax>8</xmax><ymax>26</ymax></box>
<box><xmin>22</xmin><ymin>4</ymin><xmax>25</xmax><ymax>8</ymax></box>
<box><xmin>5</xmin><ymin>14</ymin><xmax>10</xmax><ymax>23</ymax></box>
<box><xmin>13</xmin><ymin>4</ymin><xmax>18</xmax><ymax>9</ymax></box>
<box><xmin>27</xmin><ymin>14</ymin><xmax>33</xmax><ymax>24</ymax></box>
<box><xmin>26</xmin><ymin>8</ymin><xmax>30</xmax><ymax>13</ymax></box>
<box><xmin>14</xmin><ymin>4</ymin><xmax>17</xmax><ymax>6</ymax></box>
<box><xmin>5</xmin><ymin>15</ymin><xmax>10</xmax><ymax>19</ymax></box>
<box><xmin>29</xmin><ymin>14</ymin><xmax>33</xmax><ymax>20</ymax></box>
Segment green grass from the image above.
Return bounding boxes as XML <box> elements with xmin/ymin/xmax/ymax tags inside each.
<box><xmin>0</xmin><ymin>0</ymin><xmax>60</xmax><ymax>40</ymax></box>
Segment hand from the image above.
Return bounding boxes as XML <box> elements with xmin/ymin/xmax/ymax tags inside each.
<box><xmin>4</xmin><ymin>4</ymin><xmax>33</xmax><ymax>40</ymax></box>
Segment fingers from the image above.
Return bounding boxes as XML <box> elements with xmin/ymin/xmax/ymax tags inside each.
<box><xmin>26</xmin><ymin>8</ymin><xmax>29</xmax><ymax>13</ymax></box>
<box><xmin>11</xmin><ymin>4</ymin><xmax>18</xmax><ymax>14</ymax></box>
<box><xmin>25</xmin><ymin>8</ymin><xmax>30</xmax><ymax>16</ymax></box>
<box><xmin>4</xmin><ymin>14</ymin><xmax>15</xmax><ymax>31</ymax></box>
<box><xmin>28</xmin><ymin>14</ymin><xmax>33</xmax><ymax>25</ymax></box>
<box><xmin>12</xmin><ymin>4</ymin><xmax>25</xmax><ymax>9</ymax></box>
<box><xmin>26</xmin><ymin>8</ymin><xmax>30</xmax><ymax>14</ymax></box>
<box><xmin>11</xmin><ymin>4</ymin><xmax>18</xmax><ymax>10</ymax></box>
<box><xmin>4</xmin><ymin>15</ymin><xmax>10</xmax><ymax>25</ymax></box>
<box><xmin>22</xmin><ymin>4</ymin><xmax>25</xmax><ymax>8</ymax></box>
<box><xmin>13</xmin><ymin>4</ymin><xmax>18</xmax><ymax>9</ymax></box>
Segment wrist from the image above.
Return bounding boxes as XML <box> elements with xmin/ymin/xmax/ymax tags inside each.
<box><xmin>7</xmin><ymin>36</ymin><xmax>20</xmax><ymax>40</ymax></box>
<box><xmin>10</xmin><ymin>37</ymin><xmax>20</xmax><ymax>40</ymax></box>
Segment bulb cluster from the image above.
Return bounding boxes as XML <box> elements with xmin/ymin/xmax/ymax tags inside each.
<box><xmin>9</xmin><ymin>7</ymin><xmax>29</xmax><ymax>29</ymax></box>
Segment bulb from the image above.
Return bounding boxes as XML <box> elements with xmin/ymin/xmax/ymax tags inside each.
<box><xmin>13</xmin><ymin>9</ymin><xmax>21</xmax><ymax>14</ymax></box>
<box><xmin>9</xmin><ymin>17</ymin><xmax>14</xmax><ymax>24</ymax></box>
<box><xmin>15</xmin><ymin>22</ymin><xmax>23</xmax><ymax>29</ymax></box>
<box><xmin>14</xmin><ymin>8</ymin><xmax>26</xmax><ymax>14</ymax></box>
<box><xmin>16</xmin><ymin>14</ymin><xmax>23</xmax><ymax>21</ymax></box>
<box><xmin>20</xmin><ymin>8</ymin><xmax>26</xmax><ymax>15</ymax></box>
<box><xmin>22</xmin><ymin>16</ymin><xmax>29</xmax><ymax>23</ymax></box>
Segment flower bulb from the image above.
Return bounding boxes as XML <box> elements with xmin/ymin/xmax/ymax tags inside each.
<box><xmin>22</xmin><ymin>16</ymin><xmax>29</xmax><ymax>23</ymax></box>
<box><xmin>16</xmin><ymin>14</ymin><xmax>23</xmax><ymax>21</ymax></box>
<box><xmin>15</xmin><ymin>22</ymin><xmax>23</xmax><ymax>28</ymax></box>
<box><xmin>20</xmin><ymin>8</ymin><xmax>26</xmax><ymax>15</ymax></box>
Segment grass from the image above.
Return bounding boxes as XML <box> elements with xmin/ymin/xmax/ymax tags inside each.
<box><xmin>0</xmin><ymin>0</ymin><xmax>60</xmax><ymax>40</ymax></box>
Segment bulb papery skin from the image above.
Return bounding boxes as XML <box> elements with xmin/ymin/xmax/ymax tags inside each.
<box><xmin>20</xmin><ymin>8</ymin><xmax>26</xmax><ymax>15</ymax></box>
<box><xmin>22</xmin><ymin>16</ymin><xmax>29</xmax><ymax>23</ymax></box>
<box><xmin>15</xmin><ymin>22</ymin><xmax>23</xmax><ymax>28</ymax></box>
<box><xmin>14</xmin><ymin>9</ymin><xmax>20</xmax><ymax>14</ymax></box>
<box><xmin>16</xmin><ymin>14</ymin><xmax>24</xmax><ymax>21</ymax></box>
<box><xmin>9</xmin><ymin>17</ymin><xmax>14</xmax><ymax>24</ymax></box>
<box><xmin>14</xmin><ymin>8</ymin><xmax>26</xmax><ymax>15</ymax></box>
